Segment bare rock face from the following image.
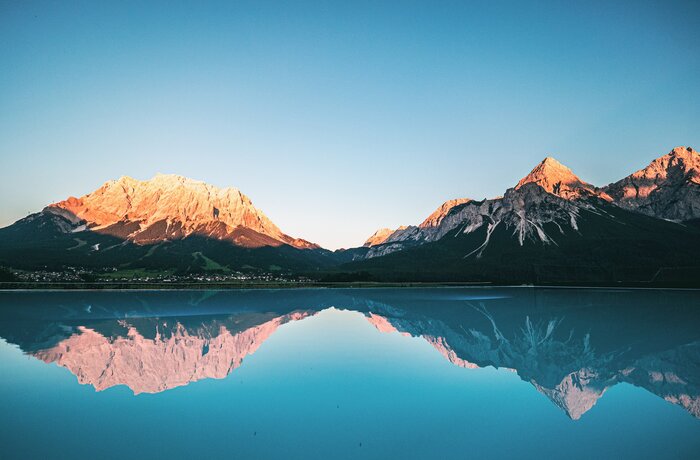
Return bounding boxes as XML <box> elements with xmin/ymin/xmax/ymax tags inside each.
<box><xmin>357</xmin><ymin>150</ymin><xmax>700</xmax><ymax>262</ymax></box>
<box><xmin>431</xmin><ymin>184</ymin><xmax>593</xmax><ymax>257</ymax></box>
<box><xmin>363</xmin><ymin>198</ymin><xmax>471</xmax><ymax>250</ymax></box>
<box><xmin>361</xmin><ymin>198</ymin><xmax>471</xmax><ymax>257</ymax></box>
<box><xmin>363</xmin><ymin>227</ymin><xmax>405</xmax><ymax>247</ymax></box>
<box><xmin>44</xmin><ymin>174</ymin><xmax>317</xmax><ymax>249</ymax></box>
<box><xmin>362</xmin><ymin>183</ymin><xmax>594</xmax><ymax>259</ymax></box>
<box><xmin>516</xmin><ymin>156</ymin><xmax>610</xmax><ymax>201</ymax></box>
<box><xmin>360</xmin><ymin>157</ymin><xmax>609</xmax><ymax>260</ymax></box>
<box><xmin>603</xmin><ymin>146</ymin><xmax>700</xmax><ymax>221</ymax></box>
<box><xmin>419</xmin><ymin>198</ymin><xmax>473</xmax><ymax>228</ymax></box>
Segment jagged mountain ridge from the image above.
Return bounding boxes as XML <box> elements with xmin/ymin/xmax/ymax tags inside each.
<box><xmin>515</xmin><ymin>156</ymin><xmax>607</xmax><ymax>200</ymax></box>
<box><xmin>359</xmin><ymin>155</ymin><xmax>608</xmax><ymax>259</ymax></box>
<box><xmin>46</xmin><ymin>173</ymin><xmax>316</xmax><ymax>249</ymax></box>
<box><xmin>1</xmin><ymin>146</ymin><xmax>699</xmax><ymax>282</ymax></box>
<box><xmin>363</xmin><ymin>227</ymin><xmax>406</xmax><ymax>247</ymax></box>
<box><xmin>352</xmin><ymin>147</ymin><xmax>700</xmax><ymax>282</ymax></box>
<box><xmin>361</xmin><ymin>183</ymin><xmax>597</xmax><ymax>260</ymax></box>
<box><xmin>362</xmin><ymin>199</ymin><xmax>473</xmax><ymax>249</ymax></box>
<box><xmin>361</xmin><ymin>198</ymin><xmax>474</xmax><ymax>257</ymax></box>
<box><xmin>362</xmin><ymin>147</ymin><xmax>699</xmax><ymax>250</ymax></box>
<box><xmin>0</xmin><ymin>174</ymin><xmax>335</xmax><ymax>274</ymax></box>
<box><xmin>603</xmin><ymin>146</ymin><xmax>700</xmax><ymax>221</ymax></box>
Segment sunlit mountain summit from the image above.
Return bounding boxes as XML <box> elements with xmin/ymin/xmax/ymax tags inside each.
<box><xmin>5</xmin><ymin>147</ymin><xmax>699</xmax><ymax>285</ymax></box>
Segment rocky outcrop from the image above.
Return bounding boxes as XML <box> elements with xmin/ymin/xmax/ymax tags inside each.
<box><xmin>419</xmin><ymin>198</ymin><xmax>473</xmax><ymax>228</ymax></box>
<box><xmin>362</xmin><ymin>182</ymin><xmax>598</xmax><ymax>259</ymax></box>
<box><xmin>363</xmin><ymin>227</ymin><xmax>407</xmax><ymax>247</ymax></box>
<box><xmin>361</xmin><ymin>199</ymin><xmax>471</xmax><ymax>253</ymax></box>
<box><xmin>356</xmin><ymin>149</ymin><xmax>699</xmax><ymax>263</ymax></box>
<box><xmin>603</xmin><ymin>146</ymin><xmax>700</xmax><ymax>221</ymax></box>
<box><xmin>44</xmin><ymin>174</ymin><xmax>317</xmax><ymax>249</ymax></box>
<box><xmin>516</xmin><ymin>157</ymin><xmax>607</xmax><ymax>200</ymax></box>
<box><xmin>531</xmin><ymin>369</ymin><xmax>611</xmax><ymax>420</ymax></box>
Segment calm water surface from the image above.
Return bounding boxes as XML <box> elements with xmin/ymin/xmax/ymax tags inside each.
<box><xmin>0</xmin><ymin>287</ymin><xmax>699</xmax><ymax>459</ymax></box>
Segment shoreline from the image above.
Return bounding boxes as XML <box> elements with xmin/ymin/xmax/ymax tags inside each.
<box><xmin>1</xmin><ymin>281</ymin><xmax>699</xmax><ymax>291</ymax></box>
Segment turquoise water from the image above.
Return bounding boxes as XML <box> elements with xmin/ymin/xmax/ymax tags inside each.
<box><xmin>0</xmin><ymin>288</ymin><xmax>699</xmax><ymax>459</ymax></box>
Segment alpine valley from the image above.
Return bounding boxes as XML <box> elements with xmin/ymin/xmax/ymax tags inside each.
<box><xmin>1</xmin><ymin>146</ymin><xmax>699</xmax><ymax>286</ymax></box>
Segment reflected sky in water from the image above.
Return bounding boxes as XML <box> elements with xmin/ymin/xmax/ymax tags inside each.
<box><xmin>0</xmin><ymin>288</ymin><xmax>699</xmax><ymax>459</ymax></box>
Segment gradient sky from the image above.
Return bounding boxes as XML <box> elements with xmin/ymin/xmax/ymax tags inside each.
<box><xmin>1</xmin><ymin>1</ymin><xmax>699</xmax><ymax>249</ymax></box>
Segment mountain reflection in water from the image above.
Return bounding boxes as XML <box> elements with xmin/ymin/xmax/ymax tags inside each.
<box><xmin>0</xmin><ymin>288</ymin><xmax>698</xmax><ymax>421</ymax></box>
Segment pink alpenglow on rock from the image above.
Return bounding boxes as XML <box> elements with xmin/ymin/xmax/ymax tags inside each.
<box><xmin>33</xmin><ymin>312</ymin><xmax>312</xmax><ymax>394</ymax></box>
<box><xmin>603</xmin><ymin>146</ymin><xmax>700</xmax><ymax>221</ymax></box>
<box><xmin>516</xmin><ymin>157</ymin><xmax>610</xmax><ymax>201</ymax></box>
<box><xmin>363</xmin><ymin>228</ymin><xmax>402</xmax><ymax>247</ymax></box>
<box><xmin>45</xmin><ymin>174</ymin><xmax>317</xmax><ymax>249</ymax></box>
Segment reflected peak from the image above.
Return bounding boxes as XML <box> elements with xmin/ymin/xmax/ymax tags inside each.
<box><xmin>33</xmin><ymin>311</ymin><xmax>312</xmax><ymax>394</ymax></box>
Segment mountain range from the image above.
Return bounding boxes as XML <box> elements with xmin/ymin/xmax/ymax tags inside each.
<box><xmin>0</xmin><ymin>173</ymin><xmax>335</xmax><ymax>275</ymax></box>
<box><xmin>1</xmin><ymin>146</ymin><xmax>699</xmax><ymax>285</ymax></box>
<box><xmin>343</xmin><ymin>146</ymin><xmax>700</xmax><ymax>284</ymax></box>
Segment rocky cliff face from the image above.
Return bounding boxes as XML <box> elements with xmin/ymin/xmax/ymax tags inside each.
<box><xmin>422</xmin><ymin>183</ymin><xmax>595</xmax><ymax>258</ymax></box>
<box><xmin>363</xmin><ymin>227</ymin><xmax>406</xmax><ymax>247</ymax></box>
<box><xmin>516</xmin><ymin>156</ymin><xmax>606</xmax><ymax>200</ymax></box>
<box><xmin>361</xmin><ymin>198</ymin><xmax>474</xmax><ymax>258</ymax></box>
<box><xmin>603</xmin><ymin>146</ymin><xmax>700</xmax><ymax>221</ymax></box>
<box><xmin>358</xmin><ymin>148</ymin><xmax>699</xmax><ymax>263</ymax></box>
<box><xmin>419</xmin><ymin>198</ymin><xmax>473</xmax><ymax>227</ymax></box>
<box><xmin>362</xmin><ymin>199</ymin><xmax>471</xmax><ymax>252</ymax></box>
<box><xmin>44</xmin><ymin>174</ymin><xmax>316</xmax><ymax>249</ymax></box>
<box><xmin>362</xmin><ymin>182</ymin><xmax>597</xmax><ymax>259</ymax></box>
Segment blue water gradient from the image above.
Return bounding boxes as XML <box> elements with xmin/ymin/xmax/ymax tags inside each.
<box><xmin>0</xmin><ymin>288</ymin><xmax>699</xmax><ymax>459</ymax></box>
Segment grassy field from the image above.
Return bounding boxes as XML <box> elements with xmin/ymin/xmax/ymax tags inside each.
<box><xmin>192</xmin><ymin>251</ymin><xmax>229</xmax><ymax>272</ymax></box>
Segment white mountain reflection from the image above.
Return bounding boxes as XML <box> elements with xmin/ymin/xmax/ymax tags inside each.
<box><xmin>0</xmin><ymin>288</ymin><xmax>697</xmax><ymax>420</ymax></box>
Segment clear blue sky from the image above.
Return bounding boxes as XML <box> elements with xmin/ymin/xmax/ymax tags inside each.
<box><xmin>1</xmin><ymin>1</ymin><xmax>698</xmax><ymax>249</ymax></box>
